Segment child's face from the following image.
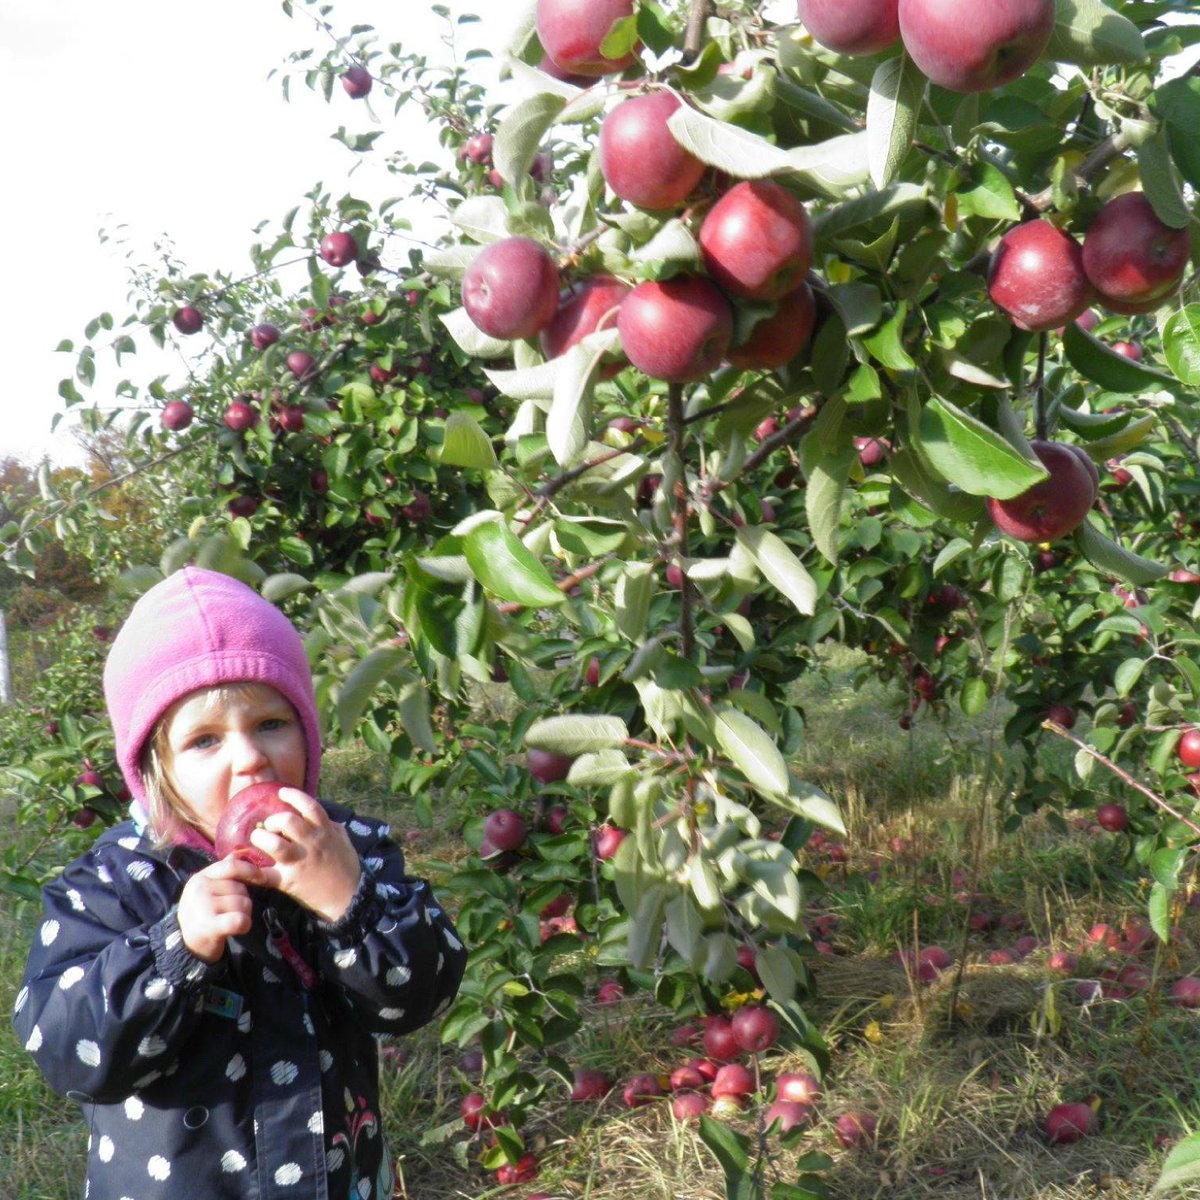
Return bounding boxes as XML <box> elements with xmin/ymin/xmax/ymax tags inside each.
<box><xmin>160</xmin><ymin>683</ymin><xmax>306</xmax><ymax>838</ymax></box>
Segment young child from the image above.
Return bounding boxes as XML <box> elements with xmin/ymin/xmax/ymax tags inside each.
<box><xmin>13</xmin><ymin>566</ymin><xmax>466</xmax><ymax>1200</ymax></box>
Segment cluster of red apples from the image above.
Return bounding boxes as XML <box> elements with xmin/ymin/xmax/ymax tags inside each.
<box><xmin>460</xmin><ymin>0</ymin><xmax>820</xmax><ymax>383</ymax></box>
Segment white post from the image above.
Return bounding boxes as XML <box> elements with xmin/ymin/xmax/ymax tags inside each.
<box><xmin>0</xmin><ymin>609</ymin><xmax>10</xmax><ymax>705</ymax></box>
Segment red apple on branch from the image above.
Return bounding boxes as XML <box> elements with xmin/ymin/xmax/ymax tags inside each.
<box><xmin>727</xmin><ymin>283</ymin><xmax>816</xmax><ymax>370</ymax></box>
<box><xmin>223</xmin><ymin>401</ymin><xmax>258</xmax><ymax>432</ymax></box>
<box><xmin>540</xmin><ymin>275</ymin><xmax>630</xmax><ymax>376</ymax></box>
<box><xmin>897</xmin><ymin>0</ymin><xmax>1054</xmax><ymax>92</ymax></box>
<box><xmin>160</xmin><ymin>400</ymin><xmax>194</xmax><ymax>432</ymax></box>
<box><xmin>599</xmin><ymin>91</ymin><xmax>707</xmax><ymax>210</ymax></box>
<box><xmin>482</xmin><ymin>808</ymin><xmax>528</xmax><ymax>853</ymax></box>
<box><xmin>462</xmin><ymin>237</ymin><xmax>560</xmax><ymax>340</ymax></box>
<box><xmin>250</xmin><ymin>322</ymin><xmax>280</xmax><ymax>350</ymax></box>
<box><xmin>987</xmin><ymin>219</ymin><xmax>1094</xmax><ymax>332</ymax></box>
<box><xmin>341</xmin><ymin>65</ymin><xmax>372</xmax><ymax>98</ymax></box>
<box><xmin>986</xmin><ymin>440</ymin><xmax>1097</xmax><ymax>542</ymax></box>
<box><xmin>1082</xmin><ymin>192</ymin><xmax>1190</xmax><ymax>312</ymax></box>
<box><xmin>319</xmin><ymin>231</ymin><xmax>358</xmax><ymax>268</ymax></box>
<box><xmin>528</xmin><ymin>748</ymin><xmax>575</xmax><ymax>783</ymax></box>
<box><xmin>797</xmin><ymin>0</ymin><xmax>900</xmax><ymax>55</ymax></box>
<box><xmin>617</xmin><ymin>276</ymin><xmax>733</xmax><ymax>382</ymax></box>
<box><xmin>172</xmin><ymin>305</ymin><xmax>204</xmax><ymax>335</ymax></box>
<box><xmin>536</xmin><ymin>0</ymin><xmax>638</xmax><ymax>77</ymax></box>
<box><xmin>699</xmin><ymin>180</ymin><xmax>813</xmax><ymax>302</ymax></box>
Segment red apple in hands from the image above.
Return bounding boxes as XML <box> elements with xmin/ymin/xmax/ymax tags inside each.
<box><xmin>536</xmin><ymin>0</ymin><xmax>638</xmax><ymax>77</ymax></box>
<box><xmin>462</xmin><ymin>238</ymin><xmax>560</xmax><ymax>340</ymax></box>
<box><xmin>897</xmin><ymin>0</ymin><xmax>1054</xmax><ymax>92</ymax></box>
<box><xmin>214</xmin><ymin>781</ymin><xmax>294</xmax><ymax>868</ymax></box>
<box><xmin>987</xmin><ymin>220</ymin><xmax>1094</xmax><ymax>332</ymax></box>
<box><xmin>986</xmin><ymin>440</ymin><xmax>1097</xmax><ymax>542</ymax></box>
<box><xmin>699</xmin><ymin>180</ymin><xmax>813</xmax><ymax>302</ymax></box>
<box><xmin>617</xmin><ymin>276</ymin><xmax>733</xmax><ymax>382</ymax></box>
<box><xmin>1082</xmin><ymin>192</ymin><xmax>1190</xmax><ymax>313</ymax></box>
<box><xmin>797</xmin><ymin>0</ymin><xmax>900</xmax><ymax>55</ymax></box>
<box><xmin>599</xmin><ymin>91</ymin><xmax>707</xmax><ymax>210</ymax></box>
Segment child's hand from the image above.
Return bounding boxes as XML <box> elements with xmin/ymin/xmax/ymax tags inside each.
<box><xmin>178</xmin><ymin>857</ymin><xmax>262</xmax><ymax>963</ymax></box>
<box><xmin>247</xmin><ymin>788</ymin><xmax>363</xmax><ymax>923</ymax></box>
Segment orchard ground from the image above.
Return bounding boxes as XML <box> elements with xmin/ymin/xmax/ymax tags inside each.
<box><xmin>5</xmin><ymin>646</ymin><xmax>1200</xmax><ymax>1200</ymax></box>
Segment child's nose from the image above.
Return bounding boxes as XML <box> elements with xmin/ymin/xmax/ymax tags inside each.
<box><xmin>229</xmin><ymin>732</ymin><xmax>270</xmax><ymax>771</ymax></box>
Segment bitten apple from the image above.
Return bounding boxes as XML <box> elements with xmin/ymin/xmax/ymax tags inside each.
<box><xmin>214</xmin><ymin>781</ymin><xmax>294</xmax><ymax>868</ymax></box>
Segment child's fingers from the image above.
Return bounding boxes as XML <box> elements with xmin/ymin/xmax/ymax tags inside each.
<box><xmin>272</xmin><ymin>787</ymin><xmax>329</xmax><ymax>828</ymax></box>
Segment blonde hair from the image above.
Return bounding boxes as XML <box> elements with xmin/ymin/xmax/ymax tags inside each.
<box><xmin>139</xmin><ymin>682</ymin><xmax>291</xmax><ymax>847</ymax></box>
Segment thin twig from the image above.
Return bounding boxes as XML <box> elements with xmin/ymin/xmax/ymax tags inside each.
<box><xmin>667</xmin><ymin>383</ymin><xmax>696</xmax><ymax>660</ymax></box>
<box><xmin>1042</xmin><ymin>719</ymin><xmax>1200</xmax><ymax>841</ymax></box>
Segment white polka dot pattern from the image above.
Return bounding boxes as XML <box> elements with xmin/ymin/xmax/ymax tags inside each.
<box><xmin>76</xmin><ymin>1039</ymin><xmax>101</xmax><ymax>1067</ymax></box>
<box><xmin>41</xmin><ymin>920</ymin><xmax>60</xmax><ymax>946</ymax></box>
<box><xmin>59</xmin><ymin>966</ymin><xmax>86</xmax><ymax>991</ymax></box>
<box><xmin>271</xmin><ymin>1060</ymin><xmax>299</xmax><ymax>1086</ymax></box>
<box><xmin>275</xmin><ymin>1162</ymin><xmax>303</xmax><ymax>1185</ymax></box>
<box><xmin>221</xmin><ymin>1150</ymin><xmax>247</xmax><ymax>1173</ymax></box>
<box><xmin>226</xmin><ymin>1053</ymin><xmax>247</xmax><ymax>1081</ymax></box>
<box><xmin>124</xmin><ymin>1097</ymin><xmax>145</xmax><ymax>1120</ymax></box>
<box><xmin>148</xmin><ymin>1154</ymin><xmax>171</xmax><ymax>1180</ymax></box>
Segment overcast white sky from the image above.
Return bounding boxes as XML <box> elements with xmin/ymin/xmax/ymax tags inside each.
<box><xmin>0</xmin><ymin>0</ymin><xmax>512</xmax><ymax>468</ymax></box>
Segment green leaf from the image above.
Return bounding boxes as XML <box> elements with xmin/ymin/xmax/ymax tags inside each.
<box><xmin>1047</xmin><ymin>0</ymin><xmax>1147</xmax><ymax>67</ymax></box>
<box><xmin>665</xmin><ymin>891</ymin><xmax>705</xmax><ymax>967</ymax></box>
<box><xmin>1114</xmin><ymin>656</ymin><xmax>1147</xmax><ymax>699</ymax></box>
<box><xmin>547</xmin><ymin>333</ymin><xmax>619</xmax><ymax>466</ymax></box>
<box><xmin>735</xmin><ymin>527</ymin><xmax>816</xmax><ymax>616</ymax></box>
<box><xmin>337</xmin><ymin>646</ymin><xmax>408</xmax><ymax>737</ymax></box>
<box><xmin>917</xmin><ymin>397</ymin><xmax>1047</xmax><ymax>499</ymax></box>
<box><xmin>1142</xmin><ymin>883</ymin><xmax>1171</xmax><ymax>945</ymax></box>
<box><xmin>627</xmin><ymin>884</ymin><xmax>668</xmax><ymax>970</ymax></box>
<box><xmin>441</xmin><ymin>412</ymin><xmax>499</xmax><ymax>470</ymax></box>
<box><xmin>525</xmin><ymin>714</ymin><xmax>630</xmax><ymax>756</ymax></box>
<box><xmin>779</xmin><ymin>776</ymin><xmax>845</xmax><ymax>834</ymax></box>
<box><xmin>713</xmin><ymin>708</ymin><xmax>789</xmax><ymax>799</ymax></box>
<box><xmin>697</xmin><ymin>1117</ymin><xmax>752</xmax><ymax>1194</ymax></box>
<box><xmin>1154</xmin><ymin>1132</ymin><xmax>1200</xmax><ymax>1195</ymax></box>
<box><xmin>1150</xmin><ymin>848</ymin><xmax>1185</xmax><ymax>893</ymax></box>
<box><xmin>954</xmin><ymin>162</ymin><xmax>1019</xmax><ymax>222</ymax></box>
<box><xmin>615</xmin><ymin>562</ymin><xmax>654</xmax><ymax>641</ymax></box>
<box><xmin>396</xmin><ymin>678</ymin><xmax>436</xmax><ymax>753</ymax></box>
<box><xmin>862</xmin><ymin>304</ymin><xmax>916</xmax><ymax>372</ymax></box>
<box><xmin>1137</xmin><ymin>130</ymin><xmax>1190</xmax><ymax>230</ymax></box>
<box><xmin>803</xmin><ymin>437</ymin><xmax>854</xmax><ymax>566</ymax></box>
<box><xmin>866</xmin><ymin>54</ymin><xmax>923</xmax><ymax>189</ymax></box>
<box><xmin>494</xmin><ymin>92</ymin><xmax>567</xmax><ymax>194</ymax></box>
<box><xmin>440</xmin><ymin>307</ymin><xmax>513</xmax><ymax>360</ymax></box>
<box><xmin>463</xmin><ymin>518</ymin><xmax>566</xmax><ymax>606</ymax></box>
<box><xmin>1162</xmin><ymin>305</ymin><xmax>1200</xmax><ymax>388</ymax></box>
<box><xmin>1074</xmin><ymin>522</ymin><xmax>1168</xmax><ymax>587</ymax></box>
<box><xmin>756</xmin><ymin>944</ymin><xmax>799</xmax><ymax>1005</ymax></box>
<box><xmin>667</xmin><ymin>101</ymin><xmax>791</xmax><ymax>178</ymax></box>
<box><xmin>1149</xmin><ymin>77</ymin><xmax>1200</xmax><ymax>191</ymax></box>
<box><xmin>449</xmin><ymin>196</ymin><xmax>511</xmax><ymax>244</ymax></box>
<box><xmin>812</xmin><ymin>182</ymin><xmax>928</xmax><ymax>243</ymax></box>
<box><xmin>1063</xmin><ymin>321</ymin><xmax>1179</xmax><ymax>393</ymax></box>
<box><xmin>961</xmin><ymin>676</ymin><xmax>988</xmax><ymax>717</ymax></box>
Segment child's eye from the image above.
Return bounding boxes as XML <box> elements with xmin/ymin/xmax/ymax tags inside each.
<box><xmin>260</xmin><ymin>717</ymin><xmax>288</xmax><ymax>732</ymax></box>
<box><xmin>189</xmin><ymin>733</ymin><xmax>218</xmax><ymax>750</ymax></box>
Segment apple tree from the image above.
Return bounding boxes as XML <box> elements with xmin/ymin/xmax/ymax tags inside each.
<box><xmin>6</xmin><ymin>0</ymin><xmax>1200</xmax><ymax>1192</ymax></box>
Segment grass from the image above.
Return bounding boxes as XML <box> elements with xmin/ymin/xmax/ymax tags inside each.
<box><xmin>4</xmin><ymin>652</ymin><xmax>1200</xmax><ymax>1199</ymax></box>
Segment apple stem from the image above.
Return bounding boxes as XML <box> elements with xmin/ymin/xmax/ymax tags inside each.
<box><xmin>1034</xmin><ymin>333</ymin><xmax>1048</xmax><ymax>441</ymax></box>
<box><xmin>1043</xmin><ymin>719</ymin><xmax>1200</xmax><ymax>841</ymax></box>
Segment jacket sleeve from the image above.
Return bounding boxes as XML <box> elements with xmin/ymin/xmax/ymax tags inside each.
<box><xmin>12</xmin><ymin>840</ymin><xmax>226</xmax><ymax>1103</ymax></box>
<box><xmin>310</xmin><ymin>808</ymin><xmax>467</xmax><ymax>1035</ymax></box>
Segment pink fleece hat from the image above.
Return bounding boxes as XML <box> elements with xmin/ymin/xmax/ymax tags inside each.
<box><xmin>103</xmin><ymin>566</ymin><xmax>322</xmax><ymax>814</ymax></box>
